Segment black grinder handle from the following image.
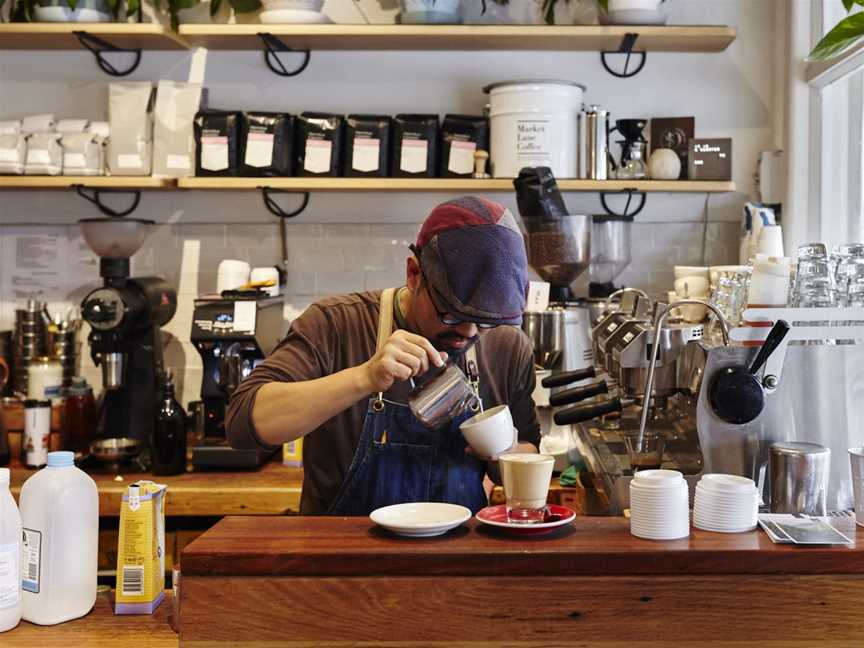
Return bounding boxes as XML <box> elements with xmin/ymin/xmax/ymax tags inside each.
<box><xmin>549</xmin><ymin>381</ymin><xmax>609</xmax><ymax>407</ymax></box>
<box><xmin>749</xmin><ymin>319</ymin><xmax>791</xmax><ymax>374</ymax></box>
<box><xmin>554</xmin><ymin>398</ymin><xmax>623</xmax><ymax>426</ymax></box>
<box><xmin>541</xmin><ymin>366</ymin><xmax>597</xmax><ymax>389</ymax></box>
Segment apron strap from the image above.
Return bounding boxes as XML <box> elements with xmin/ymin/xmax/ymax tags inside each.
<box><xmin>374</xmin><ymin>288</ymin><xmax>398</xmax><ymax>411</ymax></box>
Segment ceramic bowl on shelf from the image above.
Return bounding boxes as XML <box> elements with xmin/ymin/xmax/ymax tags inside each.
<box><xmin>34</xmin><ymin>0</ymin><xmax>111</xmax><ymax>22</ymax></box>
<box><xmin>260</xmin><ymin>0</ymin><xmax>323</xmax><ymax>11</ymax></box>
<box><xmin>259</xmin><ymin>8</ymin><xmax>331</xmax><ymax>24</ymax></box>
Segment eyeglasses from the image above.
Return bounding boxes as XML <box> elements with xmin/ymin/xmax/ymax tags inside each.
<box><xmin>419</xmin><ymin>268</ymin><xmax>499</xmax><ymax>330</ymax></box>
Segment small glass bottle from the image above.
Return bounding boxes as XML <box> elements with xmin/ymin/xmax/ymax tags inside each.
<box><xmin>152</xmin><ymin>372</ymin><xmax>187</xmax><ymax>476</ymax></box>
<box><xmin>63</xmin><ymin>377</ymin><xmax>96</xmax><ymax>456</ymax></box>
<box><xmin>616</xmin><ymin>141</ymin><xmax>648</xmax><ymax>180</ymax></box>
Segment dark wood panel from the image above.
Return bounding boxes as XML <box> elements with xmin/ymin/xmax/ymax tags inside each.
<box><xmin>180</xmin><ymin>574</ymin><xmax>864</xmax><ymax>645</ymax></box>
<box><xmin>181</xmin><ymin>515</ymin><xmax>863</xmax><ymax>577</ymax></box>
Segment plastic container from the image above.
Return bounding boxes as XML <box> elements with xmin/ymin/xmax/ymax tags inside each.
<box><xmin>19</xmin><ymin>451</ymin><xmax>98</xmax><ymax>625</ymax></box>
<box><xmin>0</xmin><ymin>468</ymin><xmax>22</xmax><ymax>633</ymax></box>
<box><xmin>484</xmin><ymin>79</ymin><xmax>585</xmax><ymax>179</ymax></box>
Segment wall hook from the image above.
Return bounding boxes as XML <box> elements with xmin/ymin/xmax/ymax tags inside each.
<box><xmin>73</xmin><ymin>31</ymin><xmax>143</xmax><ymax>77</ymax></box>
<box><xmin>261</xmin><ymin>188</ymin><xmax>310</xmax><ymax>219</ymax></box>
<box><xmin>600</xmin><ymin>33</ymin><xmax>647</xmax><ymax>79</ymax></box>
<box><xmin>74</xmin><ymin>186</ymin><xmax>142</xmax><ymax>218</ymax></box>
<box><xmin>600</xmin><ymin>189</ymin><xmax>646</xmax><ymax>218</ymax></box>
<box><xmin>257</xmin><ymin>33</ymin><xmax>312</xmax><ymax>77</ymax></box>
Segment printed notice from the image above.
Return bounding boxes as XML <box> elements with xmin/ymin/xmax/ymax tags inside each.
<box><xmin>21</xmin><ymin>529</ymin><xmax>41</xmax><ymax>594</ymax></box>
<box><xmin>233</xmin><ymin>300</ymin><xmax>257</xmax><ymax>333</ymax></box>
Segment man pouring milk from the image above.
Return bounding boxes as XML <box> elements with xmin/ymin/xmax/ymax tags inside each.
<box><xmin>227</xmin><ymin>196</ymin><xmax>540</xmax><ymax>515</ymax></box>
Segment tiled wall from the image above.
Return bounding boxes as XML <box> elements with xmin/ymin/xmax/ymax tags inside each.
<box><xmin>0</xmin><ymin>218</ymin><xmax>740</xmax><ymax>407</ymax></box>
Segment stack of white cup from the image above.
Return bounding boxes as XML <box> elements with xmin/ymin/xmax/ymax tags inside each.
<box><xmin>216</xmin><ymin>259</ymin><xmax>251</xmax><ymax>294</ymax></box>
<box><xmin>693</xmin><ymin>474</ymin><xmax>759</xmax><ymax>533</ymax></box>
<box><xmin>629</xmin><ymin>469</ymin><xmax>690</xmax><ymax>540</ymax></box>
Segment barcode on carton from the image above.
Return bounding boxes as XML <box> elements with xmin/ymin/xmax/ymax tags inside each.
<box><xmin>122</xmin><ymin>566</ymin><xmax>145</xmax><ymax>596</ymax></box>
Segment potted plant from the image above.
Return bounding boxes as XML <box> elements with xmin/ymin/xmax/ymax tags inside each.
<box><xmin>150</xmin><ymin>0</ymin><xmax>259</xmax><ymax>30</ymax></box>
<box><xmin>809</xmin><ymin>0</ymin><xmax>864</xmax><ymax>61</ymax></box>
<box><xmin>0</xmin><ymin>0</ymin><xmax>133</xmax><ymax>22</ymax></box>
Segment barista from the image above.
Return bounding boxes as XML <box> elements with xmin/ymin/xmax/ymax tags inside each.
<box><xmin>226</xmin><ymin>197</ymin><xmax>541</xmax><ymax>515</ymax></box>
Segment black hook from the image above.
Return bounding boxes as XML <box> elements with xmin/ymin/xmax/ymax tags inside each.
<box><xmin>257</xmin><ymin>33</ymin><xmax>312</xmax><ymax>77</ymax></box>
<box><xmin>74</xmin><ymin>186</ymin><xmax>142</xmax><ymax>218</ymax></box>
<box><xmin>261</xmin><ymin>188</ymin><xmax>310</xmax><ymax>219</ymax></box>
<box><xmin>600</xmin><ymin>189</ymin><xmax>646</xmax><ymax>219</ymax></box>
<box><xmin>600</xmin><ymin>33</ymin><xmax>647</xmax><ymax>79</ymax></box>
<box><xmin>73</xmin><ymin>31</ymin><xmax>143</xmax><ymax>77</ymax></box>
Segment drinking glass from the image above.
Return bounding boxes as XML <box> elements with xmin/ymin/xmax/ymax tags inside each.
<box><xmin>624</xmin><ymin>430</ymin><xmax>666</xmax><ymax>473</ymax></box>
<box><xmin>790</xmin><ymin>259</ymin><xmax>836</xmax><ymax>307</ymax></box>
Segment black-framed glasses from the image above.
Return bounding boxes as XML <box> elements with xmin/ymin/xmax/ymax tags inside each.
<box><xmin>419</xmin><ymin>266</ymin><xmax>499</xmax><ymax>330</ymax></box>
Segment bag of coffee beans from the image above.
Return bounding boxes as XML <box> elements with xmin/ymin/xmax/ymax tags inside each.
<box><xmin>153</xmin><ymin>81</ymin><xmax>205</xmax><ymax>178</ymax></box>
<box><xmin>391</xmin><ymin>114</ymin><xmax>438</xmax><ymax>178</ymax></box>
<box><xmin>344</xmin><ymin>114</ymin><xmax>390</xmax><ymax>177</ymax></box>
<box><xmin>194</xmin><ymin>110</ymin><xmax>241</xmax><ymax>177</ymax></box>
<box><xmin>239</xmin><ymin>112</ymin><xmax>294</xmax><ymax>177</ymax></box>
<box><xmin>295</xmin><ymin>112</ymin><xmax>344</xmax><ymax>177</ymax></box>
<box><xmin>108</xmin><ymin>82</ymin><xmax>154</xmax><ymax>176</ymax></box>
<box><xmin>514</xmin><ymin>166</ymin><xmax>568</xmax><ymax>231</ymax></box>
<box><xmin>439</xmin><ymin>114</ymin><xmax>489</xmax><ymax>178</ymax></box>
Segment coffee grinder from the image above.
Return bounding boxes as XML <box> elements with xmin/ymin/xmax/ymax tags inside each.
<box><xmin>589</xmin><ymin>215</ymin><xmax>633</xmax><ymax>298</ymax></box>
<box><xmin>190</xmin><ymin>291</ymin><xmax>284</xmax><ymax>469</ymax></box>
<box><xmin>79</xmin><ymin>218</ymin><xmax>177</xmax><ymax>461</ymax></box>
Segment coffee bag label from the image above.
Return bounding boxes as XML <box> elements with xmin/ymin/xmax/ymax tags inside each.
<box><xmin>118</xmin><ymin>154</ymin><xmax>143</xmax><ymax>169</ymax></box>
<box><xmin>351</xmin><ymin>137</ymin><xmax>380</xmax><ymax>173</ymax></box>
<box><xmin>448</xmin><ymin>140</ymin><xmax>476</xmax><ymax>175</ymax></box>
<box><xmin>244</xmin><ymin>132</ymin><xmax>274</xmax><ymax>168</ymax></box>
<box><xmin>304</xmin><ymin>139</ymin><xmax>332</xmax><ymax>174</ymax></box>
<box><xmin>63</xmin><ymin>152</ymin><xmax>86</xmax><ymax>169</ymax></box>
<box><xmin>166</xmin><ymin>154</ymin><xmax>191</xmax><ymax>170</ymax></box>
<box><xmin>400</xmin><ymin>139</ymin><xmax>428</xmax><ymax>174</ymax></box>
<box><xmin>201</xmin><ymin>136</ymin><xmax>229</xmax><ymax>171</ymax></box>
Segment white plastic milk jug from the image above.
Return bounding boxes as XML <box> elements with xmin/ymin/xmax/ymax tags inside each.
<box><xmin>19</xmin><ymin>451</ymin><xmax>98</xmax><ymax>625</ymax></box>
<box><xmin>0</xmin><ymin>467</ymin><xmax>22</xmax><ymax>632</ymax></box>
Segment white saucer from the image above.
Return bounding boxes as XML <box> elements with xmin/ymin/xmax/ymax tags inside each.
<box><xmin>259</xmin><ymin>8</ymin><xmax>331</xmax><ymax>24</ymax></box>
<box><xmin>370</xmin><ymin>502</ymin><xmax>471</xmax><ymax>538</ymax></box>
<box><xmin>605</xmin><ymin>9</ymin><xmax>667</xmax><ymax>25</ymax></box>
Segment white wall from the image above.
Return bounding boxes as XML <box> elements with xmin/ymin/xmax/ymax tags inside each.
<box><xmin>0</xmin><ymin>0</ymin><xmax>779</xmax><ymax>405</ymax></box>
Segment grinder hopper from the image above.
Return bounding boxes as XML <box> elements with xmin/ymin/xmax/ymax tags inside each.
<box><xmin>524</xmin><ymin>214</ymin><xmax>591</xmax><ymax>302</ymax></box>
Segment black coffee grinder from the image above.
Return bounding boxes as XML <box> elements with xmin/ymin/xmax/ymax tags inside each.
<box><xmin>79</xmin><ymin>218</ymin><xmax>177</xmax><ymax>464</ymax></box>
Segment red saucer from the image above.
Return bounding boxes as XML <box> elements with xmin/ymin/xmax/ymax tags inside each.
<box><xmin>476</xmin><ymin>504</ymin><xmax>576</xmax><ymax>536</ymax></box>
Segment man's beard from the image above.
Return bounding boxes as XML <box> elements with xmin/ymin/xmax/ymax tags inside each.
<box><xmin>433</xmin><ymin>331</ymin><xmax>479</xmax><ymax>352</ymax></box>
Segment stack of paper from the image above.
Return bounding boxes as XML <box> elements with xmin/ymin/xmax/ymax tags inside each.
<box><xmin>758</xmin><ymin>514</ymin><xmax>853</xmax><ymax>545</ymax></box>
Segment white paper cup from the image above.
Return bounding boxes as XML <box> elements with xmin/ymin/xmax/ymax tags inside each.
<box><xmin>460</xmin><ymin>405</ymin><xmax>516</xmax><ymax>458</ymax></box>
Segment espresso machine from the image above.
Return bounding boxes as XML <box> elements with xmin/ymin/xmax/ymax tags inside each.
<box><xmin>549</xmin><ymin>298</ymin><xmax>716</xmax><ymax>513</ymax></box>
<box><xmin>79</xmin><ymin>218</ymin><xmax>177</xmax><ymax>458</ymax></box>
<box><xmin>190</xmin><ymin>291</ymin><xmax>284</xmax><ymax>469</ymax></box>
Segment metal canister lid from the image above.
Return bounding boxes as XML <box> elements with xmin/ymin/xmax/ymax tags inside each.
<box><xmin>770</xmin><ymin>442</ymin><xmax>830</xmax><ymax>456</ymax></box>
<box><xmin>483</xmin><ymin>79</ymin><xmax>587</xmax><ymax>93</ymax></box>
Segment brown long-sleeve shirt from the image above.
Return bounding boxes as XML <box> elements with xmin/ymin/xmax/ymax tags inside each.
<box><xmin>226</xmin><ymin>289</ymin><xmax>540</xmax><ymax>514</ymax></box>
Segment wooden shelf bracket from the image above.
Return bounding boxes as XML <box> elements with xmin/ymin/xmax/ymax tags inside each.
<box><xmin>260</xmin><ymin>186</ymin><xmax>310</xmax><ymax>218</ymax></box>
<box><xmin>74</xmin><ymin>185</ymin><xmax>143</xmax><ymax>218</ymax></box>
<box><xmin>257</xmin><ymin>33</ymin><xmax>312</xmax><ymax>77</ymax></box>
<box><xmin>600</xmin><ymin>188</ymin><xmax>646</xmax><ymax>218</ymax></box>
<box><xmin>73</xmin><ymin>30</ymin><xmax>143</xmax><ymax>76</ymax></box>
<box><xmin>600</xmin><ymin>32</ymin><xmax>646</xmax><ymax>78</ymax></box>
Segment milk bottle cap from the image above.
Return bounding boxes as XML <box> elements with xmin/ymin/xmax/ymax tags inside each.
<box><xmin>47</xmin><ymin>451</ymin><xmax>74</xmax><ymax>468</ymax></box>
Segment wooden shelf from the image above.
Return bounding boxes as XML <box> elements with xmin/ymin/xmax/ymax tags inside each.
<box><xmin>178</xmin><ymin>177</ymin><xmax>736</xmax><ymax>193</ymax></box>
<box><xmin>0</xmin><ymin>176</ymin><xmax>176</xmax><ymax>189</ymax></box>
<box><xmin>178</xmin><ymin>24</ymin><xmax>736</xmax><ymax>52</ymax></box>
<box><xmin>0</xmin><ymin>22</ymin><xmax>187</xmax><ymax>50</ymax></box>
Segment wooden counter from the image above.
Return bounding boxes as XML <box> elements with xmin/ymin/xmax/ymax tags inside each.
<box><xmin>180</xmin><ymin>515</ymin><xmax>864</xmax><ymax>647</ymax></box>
<box><xmin>8</xmin><ymin>459</ymin><xmax>303</xmax><ymax>517</ymax></box>
<box><xmin>5</xmin><ymin>591</ymin><xmax>175</xmax><ymax>648</ymax></box>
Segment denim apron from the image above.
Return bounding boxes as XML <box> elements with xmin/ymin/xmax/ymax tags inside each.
<box><xmin>327</xmin><ymin>288</ymin><xmax>487</xmax><ymax>516</ymax></box>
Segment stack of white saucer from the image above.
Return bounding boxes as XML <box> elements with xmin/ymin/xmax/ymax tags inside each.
<box><xmin>629</xmin><ymin>470</ymin><xmax>690</xmax><ymax>540</ymax></box>
<box><xmin>693</xmin><ymin>474</ymin><xmax>759</xmax><ymax>533</ymax></box>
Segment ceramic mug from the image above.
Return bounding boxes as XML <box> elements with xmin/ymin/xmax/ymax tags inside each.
<box><xmin>459</xmin><ymin>405</ymin><xmax>517</xmax><ymax>458</ymax></box>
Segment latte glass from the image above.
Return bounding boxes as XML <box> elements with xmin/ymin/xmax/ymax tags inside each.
<box><xmin>499</xmin><ymin>454</ymin><xmax>554</xmax><ymax>524</ymax></box>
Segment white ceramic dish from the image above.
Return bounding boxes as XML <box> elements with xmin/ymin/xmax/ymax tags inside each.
<box><xmin>259</xmin><ymin>8</ymin><xmax>331</xmax><ymax>23</ymax></box>
<box><xmin>604</xmin><ymin>9</ymin><xmax>667</xmax><ymax>26</ymax></box>
<box><xmin>370</xmin><ymin>502</ymin><xmax>471</xmax><ymax>538</ymax></box>
<box><xmin>261</xmin><ymin>0</ymin><xmax>323</xmax><ymax>10</ymax></box>
<box><xmin>34</xmin><ymin>5</ymin><xmax>111</xmax><ymax>21</ymax></box>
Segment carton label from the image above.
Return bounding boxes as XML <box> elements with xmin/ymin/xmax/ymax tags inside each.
<box><xmin>21</xmin><ymin>528</ymin><xmax>41</xmax><ymax>594</ymax></box>
<box><xmin>0</xmin><ymin>542</ymin><xmax>19</xmax><ymax>609</ymax></box>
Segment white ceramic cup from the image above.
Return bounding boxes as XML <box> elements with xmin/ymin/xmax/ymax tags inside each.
<box><xmin>216</xmin><ymin>259</ymin><xmax>251</xmax><ymax>294</ymax></box>
<box><xmin>460</xmin><ymin>404</ymin><xmax>517</xmax><ymax>459</ymax></box>
<box><xmin>757</xmin><ymin>225</ymin><xmax>785</xmax><ymax>258</ymax></box>
<box><xmin>609</xmin><ymin>0</ymin><xmax>661</xmax><ymax>11</ymax></box>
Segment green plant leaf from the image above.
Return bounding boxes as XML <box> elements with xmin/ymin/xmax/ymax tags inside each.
<box><xmin>67</xmin><ymin>0</ymin><xmax>78</xmax><ymax>11</ymax></box>
<box><xmin>597</xmin><ymin>0</ymin><xmax>608</xmax><ymax>13</ymax></box>
<box><xmin>808</xmin><ymin>12</ymin><xmax>864</xmax><ymax>61</ymax></box>
<box><xmin>210</xmin><ymin>0</ymin><xmax>220</xmax><ymax>16</ymax></box>
<box><xmin>228</xmin><ymin>0</ymin><xmax>260</xmax><ymax>14</ymax></box>
<box><xmin>127</xmin><ymin>0</ymin><xmax>140</xmax><ymax>18</ymax></box>
<box><xmin>842</xmin><ymin>0</ymin><xmax>864</xmax><ymax>13</ymax></box>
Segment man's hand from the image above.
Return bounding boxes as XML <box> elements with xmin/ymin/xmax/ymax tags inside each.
<box><xmin>360</xmin><ymin>330</ymin><xmax>448</xmax><ymax>393</ymax></box>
